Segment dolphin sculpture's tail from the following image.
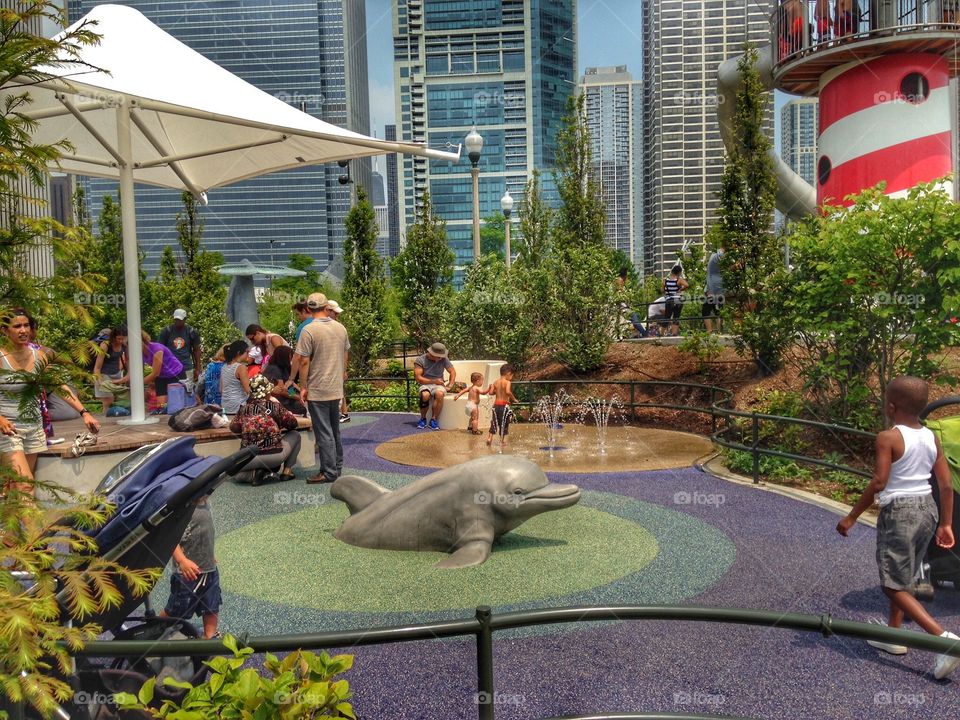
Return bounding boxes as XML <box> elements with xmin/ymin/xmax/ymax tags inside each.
<box><xmin>331</xmin><ymin>475</ymin><xmax>389</xmax><ymax>515</ymax></box>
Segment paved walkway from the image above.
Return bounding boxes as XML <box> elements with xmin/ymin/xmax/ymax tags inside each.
<box><xmin>151</xmin><ymin>413</ymin><xmax>960</xmax><ymax>720</ymax></box>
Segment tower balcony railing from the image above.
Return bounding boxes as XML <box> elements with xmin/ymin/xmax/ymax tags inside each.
<box><xmin>772</xmin><ymin>0</ymin><xmax>959</xmax><ymax>67</ymax></box>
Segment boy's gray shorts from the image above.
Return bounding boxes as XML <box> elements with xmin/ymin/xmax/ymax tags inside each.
<box><xmin>876</xmin><ymin>494</ymin><xmax>938</xmax><ymax>591</ymax></box>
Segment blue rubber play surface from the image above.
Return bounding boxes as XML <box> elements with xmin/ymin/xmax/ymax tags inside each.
<box><xmin>151</xmin><ymin>413</ymin><xmax>960</xmax><ymax>719</ymax></box>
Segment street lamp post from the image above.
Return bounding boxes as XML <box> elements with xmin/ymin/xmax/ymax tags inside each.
<box><xmin>500</xmin><ymin>190</ymin><xmax>513</xmax><ymax>269</ymax></box>
<box><xmin>465</xmin><ymin>127</ymin><xmax>484</xmax><ymax>262</ymax></box>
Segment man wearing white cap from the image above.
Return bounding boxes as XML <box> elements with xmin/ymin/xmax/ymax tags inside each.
<box><xmin>158</xmin><ymin>308</ymin><xmax>201</xmax><ymax>393</ymax></box>
<box><xmin>296</xmin><ymin>293</ymin><xmax>350</xmax><ymax>484</ymax></box>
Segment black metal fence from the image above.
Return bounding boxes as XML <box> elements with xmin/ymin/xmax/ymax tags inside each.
<box><xmin>70</xmin><ymin>604</ymin><xmax>960</xmax><ymax>720</ymax></box>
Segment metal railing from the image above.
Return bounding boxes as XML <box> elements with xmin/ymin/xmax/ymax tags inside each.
<box><xmin>772</xmin><ymin>0</ymin><xmax>957</xmax><ymax>65</ymax></box>
<box><xmin>345</xmin><ymin>375</ymin><xmax>874</xmax><ymax>483</ymax></box>
<box><xmin>68</xmin><ymin>604</ymin><xmax>960</xmax><ymax>720</ymax></box>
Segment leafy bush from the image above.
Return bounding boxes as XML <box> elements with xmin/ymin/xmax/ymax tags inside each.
<box><xmin>346</xmin><ymin>381</ymin><xmax>410</xmax><ymax>412</ymax></box>
<box><xmin>444</xmin><ymin>255</ymin><xmax>533</xmax><ymax>368</ymax></box>
<box><xmin>117</xmin><ymin>636</ymin><xmax>355</xmax><ymax>719</ymax></box>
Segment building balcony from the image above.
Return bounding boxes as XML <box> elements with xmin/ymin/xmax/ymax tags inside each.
<box><xmin>772</xmin><ymin>0</ymin><xmax>960</xmax><ymax>94</ymax></box>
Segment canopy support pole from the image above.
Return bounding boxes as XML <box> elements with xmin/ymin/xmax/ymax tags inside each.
<box><xmin>115</xmin><ymin>102</ymin><xmax>156</xmax><ymax>425</ymax></box>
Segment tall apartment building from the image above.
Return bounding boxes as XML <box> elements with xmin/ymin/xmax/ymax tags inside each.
<box><xmin>641</xmin><ymin>0</ymin><xmax>772</xmax><ymax>276</ymax></box>
<box><xmin>67</xmin><ymin>0</ymin><xmax>372</xmax><ymax>276</ymax></box>
<box><xmin>580</xmin><ymin>65</ymin><xmax>642</xmax><ymax>268</ymax></box>
<box><xmin>393</xmin><ymin>0</ymin><xmax>577</xmax><ymax>268</ymax></box>
<box><xmin>780</xmin><ymin>97</ymin><xmax>819</xmax><ymax>188</ymax></box>
<box><xmin>384</xmin><ymin>125</ymin><xmax>401</xmax><ymax>259</ymax></box>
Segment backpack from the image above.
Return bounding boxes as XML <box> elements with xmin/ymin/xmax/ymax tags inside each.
<box><xmin>168</xmin><ymin>404</ymin><xmax>222</xmax><ymax>432</ymax></box>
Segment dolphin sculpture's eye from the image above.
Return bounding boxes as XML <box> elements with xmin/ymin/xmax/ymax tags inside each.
<box><xmin>513</xmin><ymin>488</ymin><xmax>524</xmax><ymax>495</ymax></box>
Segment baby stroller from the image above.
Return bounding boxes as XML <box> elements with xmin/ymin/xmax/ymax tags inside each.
<box><xmin>920</xmin><ymin>397</ymin><xmax>960</xmax><ymax>593</ymax></box>
<box><xmin>8</xmin><ymin>436</ymin><xmax>255</xmax><ymax>720</ymax></box>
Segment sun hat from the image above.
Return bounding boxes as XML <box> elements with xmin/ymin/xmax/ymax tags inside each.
<box><xmin>427</xmin><ymin>342</ymin><xmax>448</xmax><ymax>358</ymax></box>
<box><xmin>248</xmin><ymin>373</ymin><xmax>273</xmax><ymax>401</ymax></box>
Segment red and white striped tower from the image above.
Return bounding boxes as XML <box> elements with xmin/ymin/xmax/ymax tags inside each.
<box><xmin>773</xmin><ymin>2</ymin><xmax>960</xmax><ymax>208</ymax></box>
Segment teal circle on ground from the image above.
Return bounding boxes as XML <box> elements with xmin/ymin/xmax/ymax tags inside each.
<box><xmin>218</xmin><ymin>503</ymin><xmax>658</xmax><ymax>611</ymax></box>
<box><xmin>216</xmin><ymin>487</ymin><xmax>736</xmax><ymax>619</ymax></box>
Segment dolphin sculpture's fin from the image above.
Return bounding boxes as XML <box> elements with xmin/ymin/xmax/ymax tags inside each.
<box><xmin>436</xmin><ymin>540</ymin><xmax>492</xmax><ymax>569</ymax></box>
<box><xmin>330</xmin><ymin>475</ymin><xmax>390</xmax><ymax>515</ymax></box>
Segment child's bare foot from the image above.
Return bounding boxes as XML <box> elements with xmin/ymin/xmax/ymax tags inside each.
<box><xmin>485</xmin><ymin>437</ymin><xmax>492</xmax><ymax>446</ymax></box>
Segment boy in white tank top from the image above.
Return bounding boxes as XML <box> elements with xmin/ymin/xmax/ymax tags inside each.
<box><xmin>837</xmin><ymin>376</ymin><xmax>959</xmax><ymax>679</ymax></box>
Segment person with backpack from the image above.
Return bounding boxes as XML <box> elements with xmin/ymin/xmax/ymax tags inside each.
<box><xmin>229</xmin><ymin>373</ymin><xmax>301</xmax><ymax>485</ymax></box>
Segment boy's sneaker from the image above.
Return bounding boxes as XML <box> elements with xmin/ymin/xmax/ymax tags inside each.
<box><xmin>866</xmin><ymin>617</ymin><xmax>908</xmax><ymax>655</ymax></box>
<box><xmin>339</xmin><ymin>413</ymin><xmax>350</xmax><ymax>423</ymax></box>
<box><xmin>934</xmin><ymin>631</ymin><xmax>960</xmax><ymax>679</ymax></box>
<box><xmin>417</xmin><ymin>418</ymin><xmax>427</xmax><ymax>429</ymax></box>
<box><xmin>429</xmin><ymin>419</ymin><xmax>439</xmax><ymax>430</ymax></box>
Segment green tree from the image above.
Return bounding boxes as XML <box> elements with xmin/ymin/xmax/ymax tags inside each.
<box><xmin>714</xmin><ymin>44</ymin><xmax>781</xmax><ymax>374</ymax></box>
<box><xmin>342</xmin><ymin>186</ymin><xmax>389</xmax><ymax>373</ymax></box>
<box><xmin>258</xmin><ymin>254</ymin><xmax>337</xmax><ymax>341</ymax></box>
<box><xmin>537</xmin><ymin>94</ymin><xmax>615</xmax><ymax>371</ymax></box>
<box><xmin>390</xmin><ymin>192</ymin><xmax>454</xmax><ymax>347</ymax></box>
<box><xmin>445</xmin><ymin>254</ymin><xmax>533</xmax><ymax>367</ymax></box>
<box><xmin>143</xmin><ymin>192</ymin><xmax>232</xmax><ymax>360</ymax></box>
<box><xmin>778</xmin><ymin>183</ymin><xmax>960</xmax><ymax>428</ymax></box>
<box><xmin>480</xmin><ymin>213</ymin><xmax>505</xmax><ymax>260</ymax></box>
<box><xmin>516</xmin><ymin>169</ymin><xmax>552</xmax><ymax>267</ymax></box>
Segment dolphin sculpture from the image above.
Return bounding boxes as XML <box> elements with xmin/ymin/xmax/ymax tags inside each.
<box><xmin>330</xmin><ymin>455</ymin><xmax>581</xmax><ymax>568</ymax></box>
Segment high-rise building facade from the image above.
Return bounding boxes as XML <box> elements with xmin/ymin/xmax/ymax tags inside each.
<box><xmin>580</xmin><ymin>65</ymin><xmax>642</xmax><ymax>267</ymax></box>
<box><xmin>67</xmin><ymin>0</ymin><xmax>371</xmax><ymax>276</ymax></box>
<box><xmin>780</xmin><ymin>97</ymin><xmax>819</xmax><ymax>188</ymax></box>
<box><xmin>641</xmin><ymin>0</ymin><xmax>772</xmax><ymax>276</ymax></box>
<box><xmin>393</xmin><ymin>0</ymin><xmax>577</xmax><ymax>269</ymax></box>
<box><xmin>385</xmin><ymin>124</ymin><xmax>401</xmax><ymax>260</ymax></box>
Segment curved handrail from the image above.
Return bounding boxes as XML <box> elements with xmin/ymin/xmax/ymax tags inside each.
<box><xmin>71</xmin><ymin>605</ymin><xmax>960</xmax><ymax>720</ymax></box>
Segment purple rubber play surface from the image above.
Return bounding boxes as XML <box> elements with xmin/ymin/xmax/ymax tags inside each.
<box><xmin>240</xmin><ymin>414</ymin><xmax>960</xmax><ymax>719</ymax></box>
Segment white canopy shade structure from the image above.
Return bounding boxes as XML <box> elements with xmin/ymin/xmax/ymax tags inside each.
<box><xmin>13</xmin><ymin>4</ymin><xmax>460</xmax><ymax>423</ymax></box>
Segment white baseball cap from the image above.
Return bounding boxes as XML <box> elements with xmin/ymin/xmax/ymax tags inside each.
<box><xmin>172</xmin><ymin>308</ymin><xmax>187</xmax><ymax>320</ymax></box>
<box><xmin>327</xmin><ymin>300</ymin><xmax>343</xmax><ymax>314</ymax></box>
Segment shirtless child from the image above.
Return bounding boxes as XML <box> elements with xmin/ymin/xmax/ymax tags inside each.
<box><xmin>455</xmin><ymin>372</ymin><xmax>488</xmax><ymax>434</ymax></box>
<box><xmin>486</xmin><ymin>364</ymin><xmax>518</xmax><ymax>446</ymax></box>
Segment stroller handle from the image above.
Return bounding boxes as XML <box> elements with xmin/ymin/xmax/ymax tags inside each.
<box><xmin>165</xmin><ymin>445</ymin><xmax>257</xmax><ymax>510</ymax></box>
<box><xmin>921</xmin><ymin>396</ymin><xmax>960</xmax><ymax>421</ymax></box>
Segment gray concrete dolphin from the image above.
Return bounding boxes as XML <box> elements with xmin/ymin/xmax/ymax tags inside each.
<box><xmin>330</xmin><ymin>455</ymin><xmax>580</xmax><ymax>568</ymax></box>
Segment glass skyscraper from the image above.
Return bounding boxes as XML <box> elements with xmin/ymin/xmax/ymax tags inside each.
<box><xmin>641</xmin><ymin>0</ymin><xmax>771</xmax><ymax>277</ymax></box>
<box><xmin>67</xmin><ymin>0</ymin><xmax>371</xmax><ymax>276</ymax></box>
<box><xmin>393</xmin><ymin>0</ymin><xmax>576</xmax><ymax>270</ymax></box>
<box><xmin>580</xmin><ymin>66</ymin><xmax>642</xmax><ymax>268</ymax></box>
<box><xmin>780</xmin><ymin>98</ymin><xmax>819</xmax><ymax>188</ymax></box>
